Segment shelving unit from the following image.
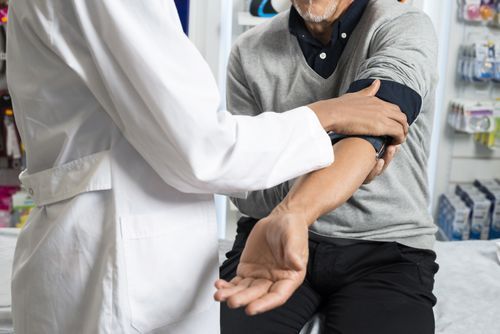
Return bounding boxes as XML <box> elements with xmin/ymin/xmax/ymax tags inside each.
<box><xmin>237</xmin><ymin>12</ymin><xmax>271</xmax><ymax>26</ymax></box>
<box><xmin>432</xmin><ymin>1</ymin><xmax>500</xmax><ymax>204</ymax></box>
<box><xmin>0</xmin><ymin>169</ymin><xmax>20</xmax><ymax>187</ymax></box>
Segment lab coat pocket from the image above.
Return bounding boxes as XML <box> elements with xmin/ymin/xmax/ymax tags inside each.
<box><xmin>120</xmin><ymin>205</ymin><xmax>218</xmax><ymax>333</ymax></box>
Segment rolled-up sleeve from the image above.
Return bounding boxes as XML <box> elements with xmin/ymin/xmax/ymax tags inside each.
<box><xmin>329</xmin><ymin>79</ymin><xmax>424</xmax><ymax>154</ymax></box>
<box><xmin>329</xmin><ymin>12</ymin><xmax>437</xmax><ymax>152</ymax></box>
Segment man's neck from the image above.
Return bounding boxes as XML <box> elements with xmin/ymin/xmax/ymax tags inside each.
<box><xmin>304</xmin><ymin>0</ymin><xmax>353</xmax><ymax>45</ymax></box>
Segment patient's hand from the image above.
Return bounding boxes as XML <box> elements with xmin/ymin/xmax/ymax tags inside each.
<box><xmin>214</xmin><ymin>210</ymin><xmax>308</xmax><ymax>316</ymax></box>
<box><xmin>364</xmin><ymin>145</ymin><xmax>400</xmax><ymax>184</ymax></box>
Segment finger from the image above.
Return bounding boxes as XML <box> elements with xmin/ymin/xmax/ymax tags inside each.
<box><xmin>245</xmin><ymin>279</ymin><xmax>298</xmax><ymax>316</ymax></box>
<box><xmin>284</xmin><ymin>249</ymin><xmax>303</xmax><ymax>272</ymax></box>
<box><xmin>360</xmin><ymin>79</ymin><xmax>381</xmax><ymax>97</ymax></box>
<box><xmin>226</xmin><ymin>279</ymin><xmax>273</xmax><ymax>309</ymax></box>
<box><xmin>215</xmin><ymin>279</ymin><xmax>234</xmax><ymax>289</ymax></box>
<box><xmin>383</xmin><ymin>104</ymin><xmax>406</xmax><ymax>126</ymax></box>
<box><xmin>400</xmin><ymin>119</ymin><xmax>409</xmax><ymax>136</ymax></box>
<box><xmin>214</xmin><ymin>279</ymin><xmax>235</xmax><ymax>301</ymax></box>
<box><xmin>386</xmin><ymin>120</ymin><xmax>406</xmax><ymax>145</ymax></box>
<box><xmin>230</xmin><ymin>276</ymin><xmax>243</xmax><ymax>285</ymax></box>
<box><xmin>364</xmin><ymin>159</ymin><xmax>384</xmax><ymax>184</ymax></box>
<box><xmin>283</xmin><ymin>236</ymin><xmax>308</xmax><ymax>272</ymax></box>
<box><xmin>399</xmin><ymin>122</ymin><xmax>408</xmax><ymax>142</ymax></box>
<box><xmin>381</xmin><ymin>145</ymin><xmax>397</xmax><ymax>172</ymax></box>
<box><xmin>214</xmin><ymin>277</ymin><xmax>253</xmax><ymax>302</ymax></box>
<box><xmin>382</xmin><ymin>145</ymin><xmax>401</xmax><ymax>173</ymax></box>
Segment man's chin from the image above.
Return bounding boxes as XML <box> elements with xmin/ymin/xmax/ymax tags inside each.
<box><xmin>295</xmin><ymin>5</ymin><xmax>339</xmax><ymax>24</ymax></box>
<box><xmin>302</xmin><ymin>14</ymin><xmax>330</xmax><ymax>23</ymax></box>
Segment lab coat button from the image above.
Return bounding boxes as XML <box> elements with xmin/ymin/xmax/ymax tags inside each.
<box><xmin>28</xmin><ymin>188</ymin><xmax>34</xmax><ymax>196</ymax></box>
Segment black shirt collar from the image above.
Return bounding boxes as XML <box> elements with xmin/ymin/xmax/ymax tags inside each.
<box><xmin>289</xmin><ymin>0</ymin><xmax>369</xmax><ymax>46</ymax></box>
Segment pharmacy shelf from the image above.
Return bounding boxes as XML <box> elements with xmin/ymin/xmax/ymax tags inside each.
<box><xmin>0</xmin><ymin>169</ymin><xmax>20</xmax><ymax>187</ymax></box>
<box><xmin>238</xmin><ymin>12</ymin><xmax>271</xmax><ymax>26</ymax></box>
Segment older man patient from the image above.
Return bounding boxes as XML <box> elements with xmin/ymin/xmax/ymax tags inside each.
<box><xmin>215</xmin><ymin>0</ymin><xmax>439</xmax><ymax>333</ymax></box>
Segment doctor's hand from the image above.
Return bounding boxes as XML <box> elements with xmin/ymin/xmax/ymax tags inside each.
<box><xmin>214</xmin><ymin>211</ymin><xmax>309</xmax><ymax>316</ymax></box>
<box><xmin>364</xmin><ymin>145</ymin><xmax>400</xmax><ymax>184</ymax></box>
<box><xmin>309</xmin><ymin>80</ymin><xmax>409</xmax><ymax>145</ymax></box>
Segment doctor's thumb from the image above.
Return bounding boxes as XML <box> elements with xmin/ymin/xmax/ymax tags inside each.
<box><xmin>361</xmin><ymin>79</ymin><xmax>381</xmax><ymax>97</ymax></box>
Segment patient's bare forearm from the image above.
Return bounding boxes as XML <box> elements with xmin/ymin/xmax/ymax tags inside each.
<box><xmin>274</xmin><ymin>138</ymin><xmax>377</xmax><ymax>224</ymax></box>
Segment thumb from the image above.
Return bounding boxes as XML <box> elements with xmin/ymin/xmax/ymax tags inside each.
<box><xmin>360</xmin><ymin>79</ymin><xmax>381</xmax><ymax>97</ymax></box>
<box><xmin>364</xmin><ymin>159</ymin><xmax>384</xmax><ymax>184</ymax></box>
<box><xmin>283</xmin><ymin>236</ymin><xmax>307</xmax><ymax>271</ymax></box>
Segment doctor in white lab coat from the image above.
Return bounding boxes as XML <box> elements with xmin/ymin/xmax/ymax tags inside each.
<box><xmin>6</xmin><ymin>0</ymin><xmax>407</xmax><ymax>333</ymax></box>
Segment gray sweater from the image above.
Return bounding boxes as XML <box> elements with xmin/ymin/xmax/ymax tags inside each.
<box><xmin>228</xmin><ymin>0</ymin><xmax>439</xmax><ymax>250</ymax></box>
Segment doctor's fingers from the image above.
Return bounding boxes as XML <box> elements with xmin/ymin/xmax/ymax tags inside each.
<box><xmin>383</xmin><ymin>119</ymin><xmax>407</xmax><ymax>145</ymax></box>
<box><xmin>382</xmin><ymin>103</ymin><xmax>407</xmax><ymax>130</ymax></box>
<box><xmin>244</xmin><ymin>279</ymin><xmax>299</xmax><ymax>316</ymax></box>
<box><xmin>225</xmin><ymin>279</ymin><xmax>273</xmax><ymax>309</ymax></box>
<box><xmin>214</xmin><ymin>277</ymin><xmax>252</xmax><ymax>302</ymax></box>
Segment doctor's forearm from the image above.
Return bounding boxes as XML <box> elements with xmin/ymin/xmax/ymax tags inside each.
<box><xmin>272</xmin><ymin>138</ymin><xmax>377</xmax><ymax>224</ymax></box>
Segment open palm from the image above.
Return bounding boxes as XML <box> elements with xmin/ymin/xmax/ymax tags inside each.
<box><xmin>215</xmin><ymin>213</ymin><xmax>309</xmax><ymax>316</ymax></box>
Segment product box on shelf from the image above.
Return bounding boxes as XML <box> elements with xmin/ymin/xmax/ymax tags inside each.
<box><xmin>448</xmin><ymin>100</ymin><xmax>496</xmax><ymax>133</ymax></box>
<box><xmin>0</xmin><ymin>187</ymin><xmax>34</xmax><ymax>229</ymax></box>
<box><xmin>459</xmin><ymin>0</ymin><xmax>498</xmax><ymax>24</ymax></box>
<box><xmin>456</xmin><ymin>184</ymin><xmax>492</xmax><ymax>240</ymax></box>
<box><xmin>457</xmin><ymin>40</ymin><xmax>498</xmax><ymax>82</ymax></box>
<box><xmin>438</xmin><ymin>193</ymin><xmax>471</xmax><ymax>241</ymax></box>
<box><xmin>475</xmin><ymin>110</ymin><xmax>500</xmax><ymax>148</ymax></box>
<box><xmin>11</xmin><ymin>190</ymin><xmax>35</xmax><ymax>228</ymax></box>
<box><xmin>474</xmin><ymin>179</ymin><xmax>500</xmax><ymax>239</ymax></box>
<box><xmin>0</xmin><ymin>186</ymin><xmax>18</xmax><ymax>228</ymax></box>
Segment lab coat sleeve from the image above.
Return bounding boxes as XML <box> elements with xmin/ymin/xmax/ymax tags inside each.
<box><xmin>225</xmin><ymin>44</ymin><xmax>295</xmax><ymax>218</ymax></box>
<box><xmin>71</xmin><ymin>0</ymin><xmax>333</xmax><ymax>194</ymax></box>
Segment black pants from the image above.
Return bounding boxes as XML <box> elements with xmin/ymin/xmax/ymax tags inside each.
<box><xmin>220</xmin><ymin>217</ymin><xmax>439</xmax><ymax>334</ymax></box>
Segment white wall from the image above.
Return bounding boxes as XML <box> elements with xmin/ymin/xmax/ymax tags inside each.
<box><xmin>188</xmin><ymin>0</ymin><xmax>223</xmax><ymax>78</ymax></box>
<box><xmin>421</xmin><ymin>0</ymin><xmax>455</xmax><ymax>209</ymax></box>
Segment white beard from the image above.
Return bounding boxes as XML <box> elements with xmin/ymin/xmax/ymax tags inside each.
<box><xmin>294</xmin><ymin>0</ymin><xmax>339</xmax><ymax>23</ymax></box>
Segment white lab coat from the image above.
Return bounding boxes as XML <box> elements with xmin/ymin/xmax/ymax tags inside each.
<box><xmin>6</xmin><ymin>0</ymin><xmax>333</xmax><ymax>333</ymax></box>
